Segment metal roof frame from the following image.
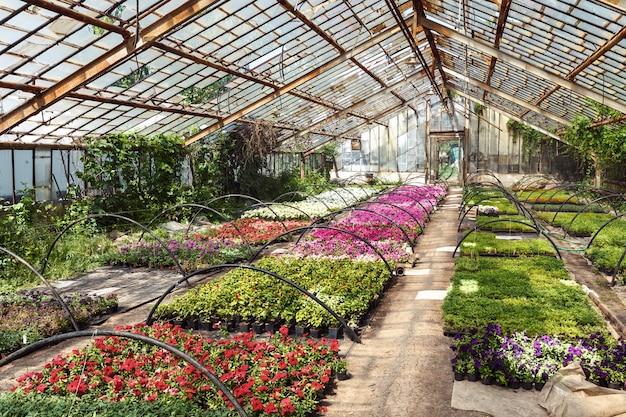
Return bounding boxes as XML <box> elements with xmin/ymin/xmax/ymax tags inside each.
<box><xmin>0</xmin><ymin>0</ymin><xmax>623</xmax><ymax>150</ymax></box>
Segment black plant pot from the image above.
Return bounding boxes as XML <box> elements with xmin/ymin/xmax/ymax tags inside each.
<box><xmin>184</xmin><ymin>318</ymin><xmax>198</xmax><ymax>330</ymax></box>
<box><xmin>454</xmin><ymin>372</ymin><xmax>465</xmax><ymax>381</ymax></box>
<box><xmin>295</xmin><ymin>325</ymin><xmax>309</xmax><ymax>338</ymax></box>
<box><xmin>467</xmin><ymin>373</ymin><xmax>478</xmax><ymax>382</ymax></box>
<box><xmin>509</xmin><ymin>380</ymin><xmax>521</xmax><ymax>389</ymax></box>
<box><xmin>264</xmin><ymin>321</ymin><xmax>281</xmax><ymax>334</ymax></box>
<box><xmin>251</xmin><ymin>322</ymin><xmax>265</xmax><ymax>334</ymax></box>
<box><xmin>198</xmin><ymin>317</ymin><xmax>214</xmax><ymax>331</ymax></box>
<box><xmin>336</xmin><ymin>371</ymin><xmax>350</xmax><ymax>381</ymax></box>
<box><xmin>327</xmin><ymin>326</ymin><xmax>343</xmax><ymax>340</ymax></box>
<box><xmin>481</xmin><ymin>376</ymin><xmax>493</xmax><ymax>385</ymax></box>
<box><xmin>309</xmin><ymin>327</ymin><xmax>326</xmax><ymax>339</ymax></box>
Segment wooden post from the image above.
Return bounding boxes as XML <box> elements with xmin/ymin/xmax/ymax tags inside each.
<box><xmin>425</xmin><ymin>99</ymin><xmax>431</xmax><ymax>183</ymax></box>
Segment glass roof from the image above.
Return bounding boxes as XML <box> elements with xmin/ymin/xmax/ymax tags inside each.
<box><xmin>0</xmin><ymin>0</ymin><xmax>624</xmax><ymax>150</ymax></box>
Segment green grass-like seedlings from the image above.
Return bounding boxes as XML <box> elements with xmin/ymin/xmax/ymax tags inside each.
<box><xmin>460</xmin><ymin>231</ymin><xmax>555</xmax><ymax>257</ymax></box>
<box><xmin>442</xmin><ymin>256</ymin><xmax>606</xmax><ymax>338</ymax></box>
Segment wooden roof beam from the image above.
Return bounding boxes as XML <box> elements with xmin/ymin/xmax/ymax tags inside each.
<box><xmin>483</xmin><ymin>0</ymin><xmax>512</xmax><ymax>101</ymax></box>
<box><xmin>0</xmin><ymin>0</ymin><xmax>220</xmax><ymax>135</ymax></box>
<box><xmin>282</xmin><ymin>69</ymin><xmax>427</xmax><ymax>143</ymax></box>
<box><xmin>449</xmin><ymin>87</ymin><xmax>565</xmax><ymax>144</ymax></box>
<box><xmin>183</xmin><ymin>21</ymin><xmax>405</xmax><ymax>146</ymax></box>
<box><xmin>418</xmin><ymin>14</ymin><xmax>626</xmax><ymax>116</ymax></box>
<box><xmin>520</xmin><ymin>22</ymin><xmax>626</xmax><ymax>117</ymax></box>
<box><xmin>445</xmin><ymin>68</ymin><xmax>570</xmax><ymax>126</ymax></box>
<box><xmin>23</xmin><ymin>0</ymin><xmax>132</xmax><ymax>38</ymax></box>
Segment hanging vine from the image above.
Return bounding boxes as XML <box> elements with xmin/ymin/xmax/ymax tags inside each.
<box><xmin>506</xmin><ymin>120</ymin><xmax>552</xmax><ymax>158</ymax></box>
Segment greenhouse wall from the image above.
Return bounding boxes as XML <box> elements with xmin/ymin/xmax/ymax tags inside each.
<box><xmin>0</xmin><ymin>148</ymin><xmax>83</xmax><ymax>204</ymax></box>
<box><xmin>340</xmin><ymin>107</ymin><xmax>423</xmax><ymax>174</ymax></box>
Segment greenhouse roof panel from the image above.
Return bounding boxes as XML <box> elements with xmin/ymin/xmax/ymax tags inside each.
<box><xmin>0</xmin><ymin>0</ymin><xmax>625</xmax><ymax>147</ymax></box>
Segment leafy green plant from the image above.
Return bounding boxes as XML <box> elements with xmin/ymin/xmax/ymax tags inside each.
<box><xmin>474</xmin><ymin>215</ymin><xmax>536</xmax><ymax>233</ymax></box>
<box><xmin>460</xmin><ymin>231</ymin><xmax>555</xmax><ymax>257</ymax></box>
<box><xmin>155</xmin><ymin>257</ymin><xmax>390</xmax><ymax>329</ymax></box>
<box><xmin>442</xmin><ymin>256</ymin><xmax>605</xmax><ymax>338</ymax></box>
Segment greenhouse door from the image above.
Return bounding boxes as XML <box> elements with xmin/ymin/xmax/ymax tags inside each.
<box><xmin>434</xmin><ymin>137</ymin><xmax>462</xmax><ymax>183</ymax></box>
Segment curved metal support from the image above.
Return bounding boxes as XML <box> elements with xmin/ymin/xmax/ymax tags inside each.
<box><xmin>248</xmin><ymin>225</ymin><xmax>394</xmax><ymax>274</ymax></box>
<box><xmin>139</xmin><ymin>203</ymin><xmax>254</xmax><ymax>258</ymax></box>
<box><xmin>273</xmin><ymin>191</ymin><xmax>332</xmax><ymax>212</ymax></box>
<box><xmin>356</xmin><ymin>200</ymin><xmax>424</xmax><ymax>234</ymax></box>
<box><xmin>549</xmin><ymin>187</ymin><xmax>613</xmax><ymax>223</ymax></box>
<box><xmin>303</xmin><ymin>184</ymin><xmax>350</xmax><ymax>206</ymax></box>
<box><xmin>0</xmin><ymin>246</ymin><xmax>79</xmax><ymax>332</ymax></box>
<box><xmin>310</xmin><ymin>206</ymin><xmax>417</xmax><ymax>249</ymax></box>
<box><xmin>146</xmin><ymin>264</ymin><xmax>362</xmax><ymax>343</ymax></box>
<box><xmin>563</xmin><ymin>195</ymin><xmax>624</xmax><ymax>238</ymax></box>
<box><xmin>458</xmin><ymin>193</ymin><xmax>521</xmax><ymax>231</ymax></box>
<box><xmin>459</xmin><ymin>182</ymin><xmax>508</xmax><ymax>214</ymax></box>
<box><xmin>511</xmin><ymin>175</ymin><xmax>550</xmax><ymax>191</ymax></box>
<box><xmin>465</xmin><ymin>171</ymin><xmax>504</xmax><ymax>188</ymax></box>
<box><xmin>0</xmin><ymin>329</ymin><xmax>249</xmax><ymax>417</ymax></box>
<box><xmin>41</xmin><ymin>214</ymin><xmax>185</xmax><ymax>277</ymax></box>
<box><xmin>452</xmin><ymin>219</ymin><xmax>562</xmax><ymax>260</ymax></box>
<box><xmin>520</xmin><ymin>182</ymin><xmax>565</xmax><ymax>204</ymax></box>
<box><xmin>516</xmin><ymin>176</ymin><xmax>557</xmax><ymax>192</ymax></box>
<box><xmin>460</xmin><ymin>184</ymin><xmax>540</xmax><ymax>233</ymax></box>
<box><xmin>538</xmin><ymin>184</ymin><xmax>579</xmax><ymax>211</ymax></box>
<box><xmin>611</xmin><ymin>248</ymin><xmax>626</xmax><ymax>286</ymax></box>
<box><xmin>587</xmin><ymin>212</ymin><xmax>626</xmax><ymax>250</ymax></box>
<box><xmin>381</xmin><ymin>189</ymin><xmax>433</xmax><ymax>223</ymax></box>
<box><xmin>206</xmin><ymin>194</ymin><xmax>288</xmax><ymax>231</ymax></box>
<box><xmin>244</xmin><ymin>201</ymin><xmax>313</xmax><ymax>222</ymax></box>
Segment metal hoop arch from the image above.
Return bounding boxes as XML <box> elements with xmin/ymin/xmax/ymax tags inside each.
<box><xmin>378</xmin><ymin>189</ymin><xmax>431</xmax><ymax>224</ymax></box>
<box><xmin>0</xmin><ymin>246</ymin><xmax>79</xmax><ymax>332</ymax></box>
<box><xmin>205</xmin><ymin>194</ymin><xmax>288</xmax><ymax>231</ymax></box>
<box><xmin>248</xmin><ymin>225</ymin><xmax>394</xmax><ymax>275</ymax></box>
<box><xmin>145</xmin><ymin>264</ymin><xmax>362</xmax><ymax>343</ymax></box>
<box><xmin>536</xmin><ymin>184</ymin><xmax>580</xmax><ymax>211</ymax></box>
<box><xmin>0</xmin><ymin>329</ymin><xmax>248</xmax><ymax>417</ymax></box>
<box><xmin>310</xmin><ymin>206</ymin><xmax>417</xmax><ymax>249</ymax></box>
<box><xmin>460</xmin><ymin>181</ymin><xmax>509</xmax><ymax>214</ymax></box>
<box><xmin>550</xmin><ymin>188</ymin><xmax>621</xmax><ymax>223</ymax></box>
<box><xmin>41</xmin><ymin>214</ymin><xmax>185</xmax><ymax>277</ymax></box>
<box><xmin>138</xmin><ymin>203</ymin><xmax>254</xmax><ymax>258</ymax></box>
<box><xmin>452</xmin><ymin>219</ymin><xmax>562</xmax><ymax>259</ymax></box>
<box><xmin>244</xmin><ymin>201</ymin><xmax>313</xmax><ymax>222</ymax></box>
<box><xmin>563</xmin><ymin>195</ymin><xmax>625</xmax><ymax>238</ymax></box>
<box><xmin>272</xmin><ymin>191</ymin><xmax>333</xmax><ymax>212</ymax></box>
<box><xmin>303</xmin><ymin>184</ymin><xmax>350</xmax><ymax>206</ymax></box>
<box><xmin>586</xmin><ymin>212</ymin><xmax>626</xmax><ymax>250</ymax></box>
<box><xmin>457</xmin><ymin>193</ymin><xmax>527</xmax><ymax>232</ymax></box>
<box><xmin>355</xmin><ymin>200</ymin><xmax>425</xmax><ymax>234</ymax></box>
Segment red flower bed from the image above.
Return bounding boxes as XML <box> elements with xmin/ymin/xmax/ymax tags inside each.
<box><xmin>13</xmin><ymin>323</ymin><xmax>344</xmax><ymax>416</ymax></box>
<box><xmin>194</xmin><ymin>218</ymin><xmax>310</xmax><ymax>245</ymax></box>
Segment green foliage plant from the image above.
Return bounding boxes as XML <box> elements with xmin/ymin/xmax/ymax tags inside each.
<box><xmin>155</xmin><ymin>256</ymin><xmax>389</xmax><ymax>329</ymax></box>
<box><xmin>78</xmin><ymin>133</ymin><xmax>189</xmax><ymax>224</ymax></box>
<box><xmin>460</xmin><ymin>231</ymin><xmax>555</xmax><ymax>257</ymax></box>
<box><xmin>442</xmin><ymin>256</ymin><xmax>605</xmax><ymax>339</ymax></box>
<box><xmin>506</xmin><ymin>120</ymin><xmax>552</xmax><ymax>158</ymax></box>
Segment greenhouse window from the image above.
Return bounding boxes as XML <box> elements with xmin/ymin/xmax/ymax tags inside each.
<box><xmin>89</xmin><ymin>5</ymin><xmax>126</xmax><ymax>36</ymax></box>
<box><xmin>111</xmin><ymin>65</ymin><xmax>155</xmax><ymax>89</ymax></box>
<box><xmin>181</xmin><ymin>74</ymin><xmax>234</xmax><ymax>104</ymax></box>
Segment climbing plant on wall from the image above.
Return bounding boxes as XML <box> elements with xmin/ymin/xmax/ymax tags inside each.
<box><xmin>563</xmin><ymin>99</ymin><xmax>626</xmax><ymax>185</ymax></box>
<box><xmin>190</xmin><ymin>121</ymin><xmax>297</xmax><ymax>201</ymax></box>
<box><xmin>78</xmin><ymin>133</ymin><xmax>188</xmax><ymax>222</ymax></box>
<box><xmin>506</xmin><ymin>120</ymin><xmax>552</xmax><ymax>158</ymax></box>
